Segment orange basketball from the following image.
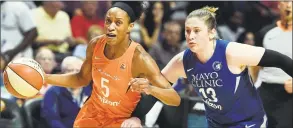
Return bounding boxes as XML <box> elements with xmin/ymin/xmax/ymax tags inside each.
<box><xmin>3</xmin><ymin>58</ymin><xmax>44</xmax><ymax>98</ymax></box>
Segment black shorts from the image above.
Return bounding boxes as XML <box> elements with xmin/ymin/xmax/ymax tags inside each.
<box><xmin>258</xmin><ymin>82</ymin><xmax>292</xmax><ymax>128</ymax></box>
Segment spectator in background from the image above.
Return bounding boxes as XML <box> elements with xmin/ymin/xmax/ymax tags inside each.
<box><xmin>41</xmin><ymin>56</ymin><xmax>92</xmax><ymax>128</ymax></box>
<box><xmin>149</xmin><ymin>21</ymin><xmax>186</xmax><ymax>70</ymax></box>
<box><xmin>32</xmin><ymin>1</ymin><xmax>75</xmax><ymax>56</ymax></box>
<box><xmin>1</xmin><ymin>1</ymin><xmax>38</xmax><ymax>70</ymax></box>
<box><xmin>71</xmin><ymin>1</ymin><xmax>104</xmax><ymax>45</ymax></box>
<box><xmin>236</xmin><ymin>31</ymin><xmax>255</xmax><ymax>46</ymax></box>
<box><xmin>217</xmin><ymin>9</ymin><xmax>245</xmax><ymax>41</ymax></box>
<box><xmin>35</xmin><ymin>48</ymin><xmax>57</xmax><ymax>95</ymax></box>
<box><xmin>254</xmin><ymin>1</ymin><xmax>292</xmax><ymax>128</ymax></box>
<box><xmin>73</xmin><ymin>25</ymin><xmax>104</xmax><ymax>60</ymax></box>
<box><xmin>139</xmin><ymin>1</ymin><xmax>164</xmax><ymax>51</ymax></box>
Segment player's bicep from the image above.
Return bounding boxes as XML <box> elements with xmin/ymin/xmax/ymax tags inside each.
<box><xmin>162</xmin><ymin>51</ymin><xmax>186</xmax><ymax>83</ymax></box>
<box><xmin>226</xmin><ymin>42</ymin><xmax>265</xmax><ymax>66</ymax></box>
<box><xmin>136</xmin><ymin>48</ymin><xmax>172</xmax><ymax>89</ymax></box>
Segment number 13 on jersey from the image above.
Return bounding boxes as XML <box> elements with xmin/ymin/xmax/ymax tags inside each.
<box><xmin>199</xmin><ymin>88</ymin><xmax>218</xmax><ymax>102</ymax></box>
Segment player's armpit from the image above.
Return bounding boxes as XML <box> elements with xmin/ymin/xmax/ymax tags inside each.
<box><xmin>132</xmin><ymin>46</ymin><xmax>181</xmax><ymax>106</ymax></box>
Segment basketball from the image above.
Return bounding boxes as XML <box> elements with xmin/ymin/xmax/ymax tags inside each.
<box><xmin>3</xmin><ymin>58</ymin><xmax>44</xmax><ymax>98</ymax></box>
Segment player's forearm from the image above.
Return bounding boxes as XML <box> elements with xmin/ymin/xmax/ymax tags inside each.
<box><xmin>45</xmin><ymin>73</ymin><xmax>89</xmax><ymax>88</ymax></box>
<box><xmin>149</xmin><ymin>86</ymin><xmax>180</xmax><ymax>106</ymax></box>
<box><xmin>257</xmin><ymin>49</ymin><xmax>293</xmax><ymax>77</ymax></box>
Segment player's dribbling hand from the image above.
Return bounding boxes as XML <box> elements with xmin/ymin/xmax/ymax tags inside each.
<box><xmin>128</xmin><ymin>78</ymin><xmax>152</xmax><ymax>95</ymax></box>
<box><xmin>284</xmin><ymin>79</ymin><xmax>292</xmax><ymax>94</ymax></box>
<box><xmin>121</xmin><ymin>117</ymin><xmax>142</xmax><ymax>128</ymax></box>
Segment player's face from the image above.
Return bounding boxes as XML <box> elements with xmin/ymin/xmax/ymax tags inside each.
<box><xmin>105</xmin><ymin>7</ymin><xmax>134</xmax><ymax>46</ymax></box>
<box><xmin>185</xmin><ymin>17</ymin><xmax>212</xmax><ymax>53</ymax></box>
<box><xmin>279</xmin><ymin>1</ymin><xmax>292</xmax><ymax>22</ymax></box>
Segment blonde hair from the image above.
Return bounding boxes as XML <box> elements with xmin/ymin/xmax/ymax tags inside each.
<box><xmin>187</xmin><ymin>6</ymin><xmax>218</xmax><ymax>30</ymax></box>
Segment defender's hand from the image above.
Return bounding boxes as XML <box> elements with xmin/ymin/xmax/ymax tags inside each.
<box><xmin>284</xmin><ymin>79</ymin><xmax>292</xmax><ymax>94</ymax></box>
<box><xmin>128</xmin><ymin>78</ymin><xmax>152</xmax><ymax>95</ymax></box>
<box><xmin>121</xmin><ymin>117</ymin><xmax>142</xmax><ymax>128</ymax></box>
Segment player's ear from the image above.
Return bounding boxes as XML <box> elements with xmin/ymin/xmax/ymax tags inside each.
<box><xmin>127</xmin><ymin>23</ymin><xmax>134</xmax><ymax>33</ymax></box>
<box><xmin>209</xmin><ymin>28</ymin><xmax>217</xmax><ymax>40</ymax></box>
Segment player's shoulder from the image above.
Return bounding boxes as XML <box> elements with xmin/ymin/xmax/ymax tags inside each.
<box><xmin>133</xmin><ymin>43</ymin><xmax>148</xmax><ymax>60</ymax></box>
<box><xmin>88</xmin><ymin>35</ymin><xmax>106</xmax><ymax>47</ymax></box>
<box><xmin>176</xmin><ymin>50</ymin><xmax>185</xmax><ymax>61</ymax></box>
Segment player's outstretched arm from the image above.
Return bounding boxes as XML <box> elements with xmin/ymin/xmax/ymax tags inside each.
<box><xmin>131</xmin><ymin>46</ymin><xmax>181</xmax><ymax>106</ymax></box>
<box><xmin>45</xmin><ymin>37</ymin><xmax>100</xmax><ymax>88</ymax></box>
<box><xmin>226</xmin><ymin>42</ymin><xmax>293</xmax><ymax>77</ymax></box>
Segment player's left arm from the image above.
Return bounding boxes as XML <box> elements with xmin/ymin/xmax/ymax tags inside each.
<box><xmin>131</xmin><ymin>46</ymin><xmax>181</xmax><ymax>106</ymax></box>
<box><xmin>226</xmin><ymin>42</ymin><xmax>293</xmax><ymax>77</ymax></box>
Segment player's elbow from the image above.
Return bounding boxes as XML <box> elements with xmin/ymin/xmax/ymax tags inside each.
<box><xmin>78</xmin><ymin>77</ymin><xmax>91</xmax><ymax>87</ymax></box>
<box><xmin>76</xmin><ymin>73</ymin><xmax>91</xmax><ymax>87</ymax></box>
<box><xmin>173</xmin><ymin>94</ymin><xmax>181</xmax><ymax>106</ymax></box>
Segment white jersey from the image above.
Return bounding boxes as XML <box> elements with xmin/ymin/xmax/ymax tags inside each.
<box><xmin>257</xmin><ymin>26</ymin><xmax>292</xmax><ymax>84</ymax></box>
<box><xmin>1</xmin><ymin>2</ymin><xmax>36</xmax><ymax>59</ymax></box>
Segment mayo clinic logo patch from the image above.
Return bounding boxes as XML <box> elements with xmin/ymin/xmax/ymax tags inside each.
<box><xmin>212</xmin><ymin>61</ymin><xmax>222</xmax><ymax>71</ymax></box>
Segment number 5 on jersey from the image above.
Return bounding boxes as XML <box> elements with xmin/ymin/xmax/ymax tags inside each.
<box><xmin>101</xmin><ymin>77</ymin><xmax>110</xmax><ymax>97</ymax></box>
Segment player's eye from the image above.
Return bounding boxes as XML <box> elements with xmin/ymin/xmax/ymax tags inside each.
<box><xmin>106</xmin><ymin>19</ymin><xmax>111</xmax><ymax>24</ymax></box>
<box><xmin>186</xmin><ymin>29</ymin><xmax>191</xmax><ymax>34</ymax></box>
<box><xmin>194</xmin><ymin>29</ymin><xmax>200</xmax><ymax>33</ymax></box>
<box><xmin>116</xmin><ymin>21</ymin><xmax>122</xmax><ymax>26</ymax></box>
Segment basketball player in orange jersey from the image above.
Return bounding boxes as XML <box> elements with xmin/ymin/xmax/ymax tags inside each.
<box><xmin>44</xmin><ymin>1</ymin><xmax>180</xmax><ymax>127</ymax></box>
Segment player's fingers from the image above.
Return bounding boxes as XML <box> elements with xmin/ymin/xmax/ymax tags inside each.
<box><xmin>128</xmin><ymin>78</ymin><xmax>136</xmax><ymax>85</ymax></box>
<box><xmin>126</xmin><ymin>122</ymin><xmax>133</xmax><ymax>128</ymax></box>
<box><xmin>121</xmin><ymin>121</ymin><xmax>127</xmax><ymax>128</ymax></box>
<box><xmin>131</xmin><ymin>80</ymin><xmax>148</xmax><ymax>87</ymax></box>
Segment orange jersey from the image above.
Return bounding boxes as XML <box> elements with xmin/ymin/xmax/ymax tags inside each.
<box><xmin>74</xmin><ymin>36</ymin><xmax>141</xmax><ymax>127</ymax></box>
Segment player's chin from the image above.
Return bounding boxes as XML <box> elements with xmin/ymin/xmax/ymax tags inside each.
<box><xmin>106</xmin><ymin>38</ymin><xmax>117</xmax><ymax>46</ymax></box>
<box><xmin>188</xmin><ymin>45</ymin><xmax>199</xmax><ymax>52</ymax></box>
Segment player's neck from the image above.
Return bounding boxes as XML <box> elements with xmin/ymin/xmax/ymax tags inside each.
<box><xmin>195</xmin><ymin>40</ymin><xmax>215</xmax><ymax>63</ymax></box>
<box><xmin>104</xmin><ymin>36</ymin><xmax>131</xmax><ymax>60</ymax></box>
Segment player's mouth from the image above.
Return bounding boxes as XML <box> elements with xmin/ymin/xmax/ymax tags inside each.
<box><xmin>106</xmin><ymin>33</ymin><xmax>117</xmax><ymax>38</ymax></box>
<box><xmin>188</xmin><ymin>42</ymin><xmax>197</xmax><ymax>47</ymax></box>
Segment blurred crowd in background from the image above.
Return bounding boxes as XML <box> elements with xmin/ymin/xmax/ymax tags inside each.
<box><xmin>0</xmin><ymin>1</ymin><xmax>291</xmax><ymax>128</ymax></box>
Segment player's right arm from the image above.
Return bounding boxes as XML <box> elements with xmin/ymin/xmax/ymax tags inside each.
<box><xmin>161</xmin><ymin>51</ymin><xmax>187</xmax><ymax>83</ymax></box>
<box><xmin>45</xmin><ymin>36</ymin><xmax>100</xmax><ymax>88</ymax></box>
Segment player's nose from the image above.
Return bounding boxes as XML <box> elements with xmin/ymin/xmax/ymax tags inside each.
<box><xmin>107</xmin><ymin>23</ymin><xmax>115</xmax><ymax>31</ymax></box>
